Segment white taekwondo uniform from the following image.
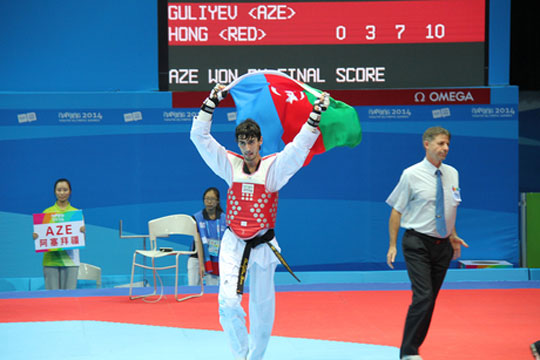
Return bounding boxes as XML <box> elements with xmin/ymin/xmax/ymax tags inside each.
<box><xmin>191</xmin><ymin>109</ymin><xmax>319</xmax><ymax>360</ymax></box>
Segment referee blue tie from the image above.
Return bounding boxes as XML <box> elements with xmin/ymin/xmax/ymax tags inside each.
<box><xmin>435</xmin><ymin>169</ymin><xmax>447</xmax><ymax>237</ymax></box>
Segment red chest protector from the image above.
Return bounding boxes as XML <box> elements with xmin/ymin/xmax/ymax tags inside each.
<box><xmin>226</xmin><ymin>152</ymin><xmax>279</xmax><ymax>239</ymax></box>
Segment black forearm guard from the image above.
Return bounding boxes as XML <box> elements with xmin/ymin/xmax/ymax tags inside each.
<box><xmin>307</xmin><ymin>110</ymin><xmax>321</xmax><ymax>127</ymax></box>
<box><xmin>200</xmin><ymin>97</ymin><xmax>219</xmax><ymax>114</ymax></box>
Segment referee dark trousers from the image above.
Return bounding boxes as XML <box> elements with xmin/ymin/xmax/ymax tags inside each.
<box><xmin>400</xmin><ymin>229</ymin><xmax>454</xmax><ymax>357</ymax></box>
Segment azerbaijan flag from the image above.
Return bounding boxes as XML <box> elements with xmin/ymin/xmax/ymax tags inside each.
<box><xmin>225</xmin><ymin>70</ymin><xmax>362</xmax><ymax>165</ymax></box>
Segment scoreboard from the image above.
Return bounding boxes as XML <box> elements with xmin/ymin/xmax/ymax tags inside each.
<box><xmin>160</xmin><ymin>0</ymin><xmax>487</xmax><ymax>91</ymax></box>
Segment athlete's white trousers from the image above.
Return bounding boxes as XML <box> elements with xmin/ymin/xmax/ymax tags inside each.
<box><xmin>218</xmin><ymin>229</ymin><xmax>279</xmax><ymax>360</ymax></box>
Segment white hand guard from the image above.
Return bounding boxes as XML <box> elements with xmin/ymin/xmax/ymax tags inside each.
<box><xmin>307</xmin><ymin>92</ymin><xmax>330</xmax><ymax>127</ymax></box>
<box><xmin>313</xmin><ymin>92</ymin><xmax>330</xmax><ymax>113</ymax></box>
<box><xmin>201</xmin><ymin>84</ymin><xmax>228</xmax><ymax>114</ymax></box>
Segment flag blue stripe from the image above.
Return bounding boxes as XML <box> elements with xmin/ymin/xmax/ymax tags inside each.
<box><xmin>229</xmin><ymin>73</ymin><xmax>285</xmax><ymax>156</ymax></box>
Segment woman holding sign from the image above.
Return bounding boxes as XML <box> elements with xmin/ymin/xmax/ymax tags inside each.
<box><xmin>33</xmin><ymin>178</ymin><xmax>85</xmax><ymax>290</ymax></box>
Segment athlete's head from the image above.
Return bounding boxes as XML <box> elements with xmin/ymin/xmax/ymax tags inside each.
<box><xmin>236</xmin><ymin>119</ymin><xmax>263</xmax><ymax>163</ymax></box>
<box><xmin>235</xmin><ymin>119</ymin><xmax>261</xmax><ymax>142</ymax></box>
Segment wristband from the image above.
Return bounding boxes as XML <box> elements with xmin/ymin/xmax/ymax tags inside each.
<box><xmin>307</xmin><ymin>111</ymin><xmax>321</xmax><ymax>127</ymax></box>
<box><xmin>207</xmin><ymin>97</ymin><xmax>220</xmax><ymax>107</ymax></box>
<box><xmin>201</xmin><ymin>103</ymin><xmax>215</xmax><ymax>114</ymax></box>
<box><xmin>201</xmin><ymin>97</ymin><xmax>217</xmax><ymax>114</ymax></box>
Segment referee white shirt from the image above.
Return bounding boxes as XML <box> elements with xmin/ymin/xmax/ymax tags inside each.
<box><xmin>386</xmin><ymin>157</ymin><xmax>461</xmax><ymax>238</ymax></box>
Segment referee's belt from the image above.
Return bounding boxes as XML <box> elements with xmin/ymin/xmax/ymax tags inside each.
<box><xmin>236</xmin><ymin>229</ymin><xmax>300</xmax><ymax>294</ymax></box>
<box><xmin>407</xmin><ymin>229</ymin><xmax>449</xmax><ymax>244</ymax></box>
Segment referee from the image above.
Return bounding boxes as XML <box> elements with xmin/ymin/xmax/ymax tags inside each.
<box><xmin>386</xmin><ymin>126</ymin><xmax>469</xmax><ymax>360</ymax></box>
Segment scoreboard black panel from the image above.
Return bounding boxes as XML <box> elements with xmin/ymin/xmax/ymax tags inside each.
<box><xmin>159</xmin><ymin>0</ymin><xmax>487</xmax><ymax>91</ymax></box>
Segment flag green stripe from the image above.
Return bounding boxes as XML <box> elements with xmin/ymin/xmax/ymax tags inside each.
<box><xmin>305</xmin><ymin>92</ymin><xmax>362</xmax><ymax>151</ymax></box>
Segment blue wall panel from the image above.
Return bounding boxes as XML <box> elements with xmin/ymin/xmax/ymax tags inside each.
<box><xmin>0</xmin><ymin>101</ymin><xmax>519</xmax><ymax>278</ymax></box>
<box><xmin>0</xmin><ymin>1</ymin><xmax>157</xmax><ymax>91</ymax></box>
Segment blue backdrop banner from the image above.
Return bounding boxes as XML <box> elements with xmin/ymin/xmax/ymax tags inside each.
<box><xmin>0</xmin><ymin>97</ymin><xmax>519</xmax><ymax>279</ymax></box>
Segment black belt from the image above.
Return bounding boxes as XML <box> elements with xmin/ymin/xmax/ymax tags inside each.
<box><xmin>236</xmin><ymin>229</ymin><xmax>300</xmax><ymax>294</ymax></box>
<box><xmin>406</xmin><ymin>229</ymin><xmax>449</xmax><ymax>244</ymax></box>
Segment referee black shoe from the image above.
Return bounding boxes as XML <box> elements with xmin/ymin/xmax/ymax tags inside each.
<box><xmin>532</xmin><ymin>340</ymin><xmax>540</xmax><ymax>360</ymax></box>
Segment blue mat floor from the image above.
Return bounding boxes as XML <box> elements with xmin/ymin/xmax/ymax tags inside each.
<box><xmin>1</xmin><ymin>321</ymin><xmax>399</xmax><ymax>360</ymax></box>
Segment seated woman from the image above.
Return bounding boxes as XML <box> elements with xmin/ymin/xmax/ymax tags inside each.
<box><xmin>187</xmin><ymin>187</ymin><xmax>226</xmax><ymax>286</ymax></box>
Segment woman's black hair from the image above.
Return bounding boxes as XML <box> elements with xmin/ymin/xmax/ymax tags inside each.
<box><xmin>54</xmin><ymin>178</ymin><xmax>72</xmax><ymax>192</ymax></box>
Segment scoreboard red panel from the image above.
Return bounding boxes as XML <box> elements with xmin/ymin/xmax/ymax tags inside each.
<box><xmin>168</xmin><ymin>1</ymin><xmax>485</xmax><ymax>45</ymax></box>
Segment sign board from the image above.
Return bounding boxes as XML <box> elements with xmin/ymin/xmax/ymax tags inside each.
<box><xmin>33</xmin><ymin>211</ymin><xmax>85</xmax><ymax>252</ymax></box>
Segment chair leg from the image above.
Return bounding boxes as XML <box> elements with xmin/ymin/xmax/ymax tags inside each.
<box><xmin>175</xmin><ymin>256</ymin><xmax>204</xmax><ymax>302</ymax></box>
<box><xmin>174</xmin><ymin>254</ymin><xmax>179</xmax><ymax>300</ymax></box>
<box><xmin>152</xmin><ymin>257</ymin><xmax>157</xmax><ymax>294</ymax></box>
<box><xmin>131</xmin><ymin>253</ymin><xmax>203</xmax><ymax>303</ymax></box>
<box><xmin>129</xmin><ymin>255</ymin><xmax>158</xmax><ymax>300</ymax></box>
<box><xmin>129</xmin><ymin>252</ymin><xmax>137</xmax><ymax>299</ymax></box>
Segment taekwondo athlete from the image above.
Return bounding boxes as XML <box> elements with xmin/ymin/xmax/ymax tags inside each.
<box><xmin>190</xmin><ymin>84</ymin><xmax>329</xmax><ymax>360</ymax></box>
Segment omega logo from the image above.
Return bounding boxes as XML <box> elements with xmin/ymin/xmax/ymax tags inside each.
<box><xmin>414</xmin><ymin>90</ymin><xmax>474</xmax><ymax>103</ymax></box>
<box><xmin>414</xmin><ymin>92</ymin><xmax>426</xmax><ymax>102</ymax></box>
